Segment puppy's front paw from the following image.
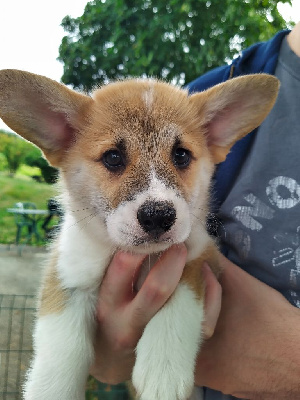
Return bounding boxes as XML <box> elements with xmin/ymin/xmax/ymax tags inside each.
<box><xmin>132</xmin><ymin>284</ymin><xmax>204</xmax><ymax>400</ymax></box>
<box><xmin>132</xmin><ymin>355</ymin><xmax>194</xmax><ymax>400</ymax></box>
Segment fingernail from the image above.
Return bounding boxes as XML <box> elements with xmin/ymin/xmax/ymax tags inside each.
<box><xmin>202</xmin><ymin>324</ymin><xmax>214</xmax><ymax>339</ymax></box>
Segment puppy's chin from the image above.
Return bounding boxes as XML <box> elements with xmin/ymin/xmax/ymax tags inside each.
<box><xmin>124</xmin><ymin>241</ymin><xmax>173</xmax><ymax>255</ymax></box>
<box><xmin>116</xmin><ymin>234</ymin><xmax>189</xmax><ymax>255</ymax></box>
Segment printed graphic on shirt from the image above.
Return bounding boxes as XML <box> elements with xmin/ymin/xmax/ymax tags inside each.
<box><xmin>227</xmin><ymin>175</ymin><xmax>300</xmax><ymax>307</ymax></box>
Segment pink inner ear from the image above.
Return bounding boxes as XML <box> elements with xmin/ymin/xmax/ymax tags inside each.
<box><xmin>26</xmin><ymin>90</ymin><xmax>77</xmax><ymax>152</ymax></box>
<box><xmin>205</xmin><ymin>105</ymin><xmax>235</xmax><ymax>147</ymax></box>
<box><xmin>42</xmin><ymin>110</ymin><xmax>76</xmax><ymax>151</ymax></box>
<box><xmin>205</xmin><ymin>98</ymin><xmax>249</xmax><ymax>148</ymax></box>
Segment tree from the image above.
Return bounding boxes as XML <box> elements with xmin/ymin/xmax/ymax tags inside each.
<box><xmin>58</xmin><ymin>0</ymin><xmax>292</xmax><ymax>91</ymax></box>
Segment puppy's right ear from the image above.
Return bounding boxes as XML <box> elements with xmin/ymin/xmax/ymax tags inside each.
<box><xmin>189</xmin><ymin>74</ymin><xmax>279</xmax><ymax>164</ymax></box>
<box><xmin>0</xmin><ymin>69</ymin><xmax>93</xmax><ymax>166</ymax></box>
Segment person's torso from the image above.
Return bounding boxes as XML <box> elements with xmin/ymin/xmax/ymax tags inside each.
<box><xmin>203</xmin><ymin>36</ymin><xmax>300</xmax><ymax>400</ymax></box>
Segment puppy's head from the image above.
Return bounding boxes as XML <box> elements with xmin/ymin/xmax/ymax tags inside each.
<box><xmin>0</xmin><ymin>70</ymin><xmax>279</xmax><ymax>253</ymax></box>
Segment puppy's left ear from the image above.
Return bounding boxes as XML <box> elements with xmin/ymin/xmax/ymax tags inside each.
<box><xmin>189</xmin><ymin>74</ymin><xmax>280</xmax><ymax>164</ymax></box>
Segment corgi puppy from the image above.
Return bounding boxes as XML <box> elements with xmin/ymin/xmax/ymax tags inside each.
<box><xmin>0</xmin><ymin>70</ymin><xmax>279</xmax><ymax>400</ymax></box>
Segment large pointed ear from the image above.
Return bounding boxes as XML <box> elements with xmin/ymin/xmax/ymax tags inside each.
<box><xmin>0</xmin><ymin>69</ymin><xmax>93</xmax><ymax>166</ymax></box>
<box><xmin>189</xmin><ymin>74</ymin><xmax>280</xmax><ymax>164</ymax></box>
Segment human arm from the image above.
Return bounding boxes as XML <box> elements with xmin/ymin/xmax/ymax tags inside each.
<box><xmin>196</xmin><ymin>255</ymin><xmax>300</xmax><ymax>400</ymax></box>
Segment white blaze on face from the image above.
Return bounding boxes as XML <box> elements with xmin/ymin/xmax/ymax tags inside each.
<box><xmin>105</xmin><ymin>171</ymin><xmax>191</xmax><ymax>253</ymax></box>
<box><xmin>142</xmin><ymin>81</ymin><xmax>155</xmax><ymax>110</ymax></box>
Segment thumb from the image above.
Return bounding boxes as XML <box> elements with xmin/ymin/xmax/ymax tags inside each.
<box><xmin>202</xmin><ymin>262</ymin><xmax>222</xmax><ymax>339</ymax></box>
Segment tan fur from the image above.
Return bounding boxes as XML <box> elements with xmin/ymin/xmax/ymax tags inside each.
<box><xmin>65</xmin><ymin>80</ymin><xmax>208</xmax><ymax>209</ymax></box>
<box><xmin>39</xmin><ymin>252</ymin><xmax>69</xmax><ymax>316</ymax></box>
<box><xmin>181</xmin><ymin>243</ymin><xmax>221</xmax><ymax>299</ymax></box>
<box><xmin>0</xmin><ymin>71</ymin><xmax>279</xmax><ymax>215</ymax></box>
<box><xmin>0</xmin><ymin>70</ymin><xmax>279</xmax><ymax>308</ymax></box>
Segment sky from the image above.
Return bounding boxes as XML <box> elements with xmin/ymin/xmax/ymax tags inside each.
<box><xmin>0</xmin><ymin>0</ymin><xmax>299</xmax><ymax>132</ymax></box>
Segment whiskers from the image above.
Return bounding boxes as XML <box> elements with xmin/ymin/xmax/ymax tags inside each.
<box><xmin>66</xmin><ymin>207</ymin><xmax>99</xmax><ymax>232</ymax></box>
<box><xmin>69</xmin><ymin>207</ymin><xmax>93</xmax><ymax>213</ymax></box>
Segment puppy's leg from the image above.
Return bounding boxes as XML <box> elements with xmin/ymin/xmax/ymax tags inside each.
<box><xmin>132</xmin><ymin>279</ymin><xmax>204</xmax><ymax>400</ymax></box>
<box><xmin>24</xmin><ymin>288</ymin><xmax>97</xmax><ymax>400</ymax></box>
<box><xmin>132</xmin><ymin>246</ymin><xmax>220</xmax><ymax>400</ymax></box>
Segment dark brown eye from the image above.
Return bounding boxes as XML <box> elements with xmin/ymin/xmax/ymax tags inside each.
<box><xmin>102</xmin><ymin>150</ymin><xmax>125</xmax><ymax>171</ymax></box>
<box><xmin>173</xmin><ymin>147</ymin><xmax>191</xmax><ymax>168</ymax></box>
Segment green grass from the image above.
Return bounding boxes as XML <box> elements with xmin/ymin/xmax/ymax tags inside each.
<box><xmin>0</xmin><ymin>171</ymin><xmax>57</xmax><ymax>244</ymax></box>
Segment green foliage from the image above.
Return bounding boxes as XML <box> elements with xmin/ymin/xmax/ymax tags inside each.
<box><xmin>17</xmin><ymin>164</ymin><xmax>42</xmax><ymax>178</ymax></box>
<box><xmin>0</xmin><ymin>132</ymin><xmax>34</xmax><ymax>175</ymax></box>
<box><xmin>58</xmin><ymin>0</ymin><xmax>292</xmax><ymax>90</ymax></box>
<box><xmin>24</xmin><ymin>148</ymin><xmax>59</xmax><ymax>184</ymax></box>
<box><xmin>0</xmin><ymin>172</ymin><xmax>56</xmax><ymax>244</ymax></box>
<box><xmin>0</xmin><ymin>132</ymin><xmax>58</xmax><ymax>183</ymax></box>
<box><xmin>0</xmin><ymin>152</ymin><xmax>8</xmax><ymax>171</ymax></box>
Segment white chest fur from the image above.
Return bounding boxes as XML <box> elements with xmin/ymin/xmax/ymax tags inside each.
<box><xmin>56</xmin><ymin>212</ymin><xmax>114</xmax><ymax>289</ymax></box>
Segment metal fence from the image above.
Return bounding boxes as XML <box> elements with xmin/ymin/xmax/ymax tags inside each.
<box><xmin>0</xmin><ymin>294</ymin><xmax>130</xmax><ymax>400</ymax></box>
<box><xmin>0</xmin><ymin>295</ymin><xmax>35</xmax><ymax>400</ymax></box>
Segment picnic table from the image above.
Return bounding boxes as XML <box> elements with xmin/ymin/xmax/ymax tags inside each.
<box><xmin>7</xmin><ymin>202</ymin><xmax>49</xmax><ymax>245</ymax></box>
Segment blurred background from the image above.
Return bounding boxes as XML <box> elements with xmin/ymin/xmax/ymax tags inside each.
<box><xmin>0</xmin><ymin>1</ymin><xmax>298</xmax><ymax>399</ymax></box>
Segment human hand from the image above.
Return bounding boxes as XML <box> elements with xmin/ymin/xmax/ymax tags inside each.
<box><xmin>196</xmin><ymin>255</ymin><xmax>300</xmax><ymax>400</ymax></box>
<box><xmin>90</xmin><ymin>244</ymin><xmax>187</xmax><ymax>384</ymax></box>
<box><xmin>90</xmin><ymin>244</ymin><xmax>224</xmax><ymax>385</ymax></box>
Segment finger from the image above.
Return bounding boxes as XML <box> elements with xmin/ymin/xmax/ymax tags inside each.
<box><xmin>130</xmin><ymin>243</ymin><xmax>187</xmax><ymax>329</ymax></box>
<box><xmin>100</xmin><ymin>251</ymin><xmax>146</xmax><ymax>307</ymax></box>
<box><xmin>202</xmin><ymin>262</ymin><xmax>222</xmax><ymax>339</ymax></box>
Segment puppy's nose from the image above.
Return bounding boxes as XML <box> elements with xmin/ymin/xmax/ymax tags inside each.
<box><xmin>137</xmin><ymin>200</ymin><xmax>176</xmax><ymax>237</ymax></box>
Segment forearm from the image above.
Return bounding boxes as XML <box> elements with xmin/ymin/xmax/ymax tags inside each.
<box><xmin>252</xmin><ymin>307</ymin><xmax>300</xmax><ymax>400</ymax></box>
<box><xmin>196</xmin><ymin>255</ymin><xmax>300</xmax><ymax>399</ymax></box>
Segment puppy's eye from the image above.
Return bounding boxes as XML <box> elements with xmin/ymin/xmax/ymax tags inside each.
<box><xmin>102</xmin><ymin>150</ymin><xmax>125</xmax><ymax>171</ymax></box>
<box><xmin>173</xmin><ymin>147</ymin><xmax>191</xmax><ymax>168</ymax></box>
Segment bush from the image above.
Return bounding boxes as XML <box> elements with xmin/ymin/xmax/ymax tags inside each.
<box><xmin>0</xmin><ymin>152</ymin><xmax>8</xmax><ymax>171</ymax></box>
<box><xmin>25</xmin><ymin>151</ymin><xmax>59</xmax><ymax>184</ymax></box>
<box><xmin>0</xmin><ymin>132</ymin><xmax>32</xmax><ymax>175</ymax></box>
<box><xmin>0</xmin><ymin>131</ymin><xmax>59</xmax><ymax>183</ymax></box>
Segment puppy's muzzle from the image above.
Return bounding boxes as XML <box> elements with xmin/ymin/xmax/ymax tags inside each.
<box><xmin>137</xmin><ymin>200</ymin><xmax>176</xmax><ymax>238</ymax></box>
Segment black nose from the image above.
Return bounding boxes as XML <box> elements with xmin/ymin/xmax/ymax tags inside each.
<box><xmin>137</xmin><ymin>200</ymin><xmax>176</xmax><ymax>237</ymax></box>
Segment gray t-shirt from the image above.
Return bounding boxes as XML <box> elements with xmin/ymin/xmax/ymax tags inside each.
<box><xmin>201</xmin><ymin>36</ymin><xmax>300</xmax><ymax>400</ymax></box>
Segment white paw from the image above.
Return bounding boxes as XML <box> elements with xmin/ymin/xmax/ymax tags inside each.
<box><xmin>133</xmin><ymin>357</ymin><xmax>194</xmax><ymax>400</ymax></box>
<box><xmin>132</xmin><ymin>284</ymin><xmax>204</xmax><ymax>400</ymax></box>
